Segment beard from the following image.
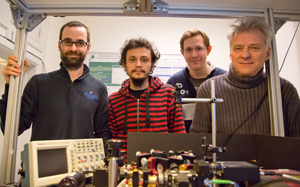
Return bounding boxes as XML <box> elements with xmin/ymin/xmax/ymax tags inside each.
<box><xmin>131</xmin><ymin>77</ymin><xmax>148</xmax><ymax>88</ymax></box>
<box><xmin>60</xmin><ymin>48</ymin><xmax>86</xmax><ymax>70</ymax></box>
<box><xmin>128</xmin><ymin>69</ymin><xmax>149</xmax><ymax>88</ymax></box>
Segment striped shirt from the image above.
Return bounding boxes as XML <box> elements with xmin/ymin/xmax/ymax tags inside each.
<box><xmin>108</xmin><ymin>76</ymin><xmax>186</xmax><ymax>154</ymax></box>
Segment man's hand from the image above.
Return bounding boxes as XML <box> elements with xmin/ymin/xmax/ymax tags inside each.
<box><xmin>2</xmin><ymin>55</ymin><xmax>29</xmax><ymax>84</ymax></box>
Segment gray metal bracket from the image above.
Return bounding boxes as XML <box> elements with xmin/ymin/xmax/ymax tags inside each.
<box><xmin>10</xmin><ymin>4</ymin><xmax>47</xmax><ymax>31</ymax></box>
<box><xmin>123</xmin><ymin>0</ymin><xmax>143</xmax><ymax>13</ymax></box>
<box><xmin>123</xmin><ymin>0</ymin><xmax>168</xmax><ymax>14</ymax></box>
<box><xmin>274</xmin><ymin>18</ymin><xmax>287</xmax><ymax>33</ymax></box>
<box><xmin>149</xmin><ymin>0</ymin><xmax>169</xmax><ymax>13</ymax></box>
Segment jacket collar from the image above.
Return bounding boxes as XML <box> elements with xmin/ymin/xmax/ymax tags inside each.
<box><xmin>58</xmin><ymin>62</ymin><xmax>90</xmax><ymax>81</ymax></box>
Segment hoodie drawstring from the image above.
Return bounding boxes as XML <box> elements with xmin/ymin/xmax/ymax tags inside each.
<box><xmin>123</xmin><ymin>97</ymin><xmax>127</xmax><ymax>134</ymax></box>
<box><xmin>123</xmin><ymin>89</ymin><xmax>151</xmax><ymax>134</ymax></box>
<box><xmin>146</xmin><ymin>90</ymin><xmax>150</xmax><ymax>127</ymax></box>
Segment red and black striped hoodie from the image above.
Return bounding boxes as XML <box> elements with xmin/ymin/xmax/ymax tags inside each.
<box><xmin>108</xmin><ymin>76</ymin><xmax>186</xmax><ymax>154</ymax></box>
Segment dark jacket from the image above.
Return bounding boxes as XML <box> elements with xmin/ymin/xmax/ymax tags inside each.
<box><xmin>167</xmin><ymin>66</ymin><xmax>226</xmax><ymax>132</ymax></box>
<box><xmin>0</xmin><ymin>63</ymin><xmax>111</xmax><ymax>143</ymax></box>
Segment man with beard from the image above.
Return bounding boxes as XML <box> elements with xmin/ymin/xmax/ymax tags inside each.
<box><xmin>0</xmin><ymin>21</ymin><xmax>111</xmax><ymax>143</ymax></box>
<box><xmin>108</xmin><ymin>38</ymin><xmax>186</xmax><ymax>154</ymax></box>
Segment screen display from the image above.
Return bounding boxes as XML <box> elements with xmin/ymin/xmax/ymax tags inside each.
<box><xmin>37</xmin><ymin>148</ymin><xmax>68</xmax><ymax>178</ymax></box>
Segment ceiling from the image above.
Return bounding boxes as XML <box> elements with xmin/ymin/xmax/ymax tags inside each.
<box><xmin>7</xmin><ymin>0</ymin><xmax>300</xmax><ymax>20</ymax></box>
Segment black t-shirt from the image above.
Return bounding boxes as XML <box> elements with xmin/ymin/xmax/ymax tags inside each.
<box><xmin>129</xmin><ymin>88</ymin><xmax>147</xmax><ymax>99</ymax></box>
<box><xmin>189</xmin><ymin>75</ymin><xmax>206</xmax><ymax>91</ymax></box>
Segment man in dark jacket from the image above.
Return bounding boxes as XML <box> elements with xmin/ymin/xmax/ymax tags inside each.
<box><xmin>167</xmin><ymin>28</ymin><xmax>226</xmax><ymax>132</ymax></box>
<box><xmin>0</xmin><ymin>21</ymin><xmax>111</xmax><ymax>143</ymax></box>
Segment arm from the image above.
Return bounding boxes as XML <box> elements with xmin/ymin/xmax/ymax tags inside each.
<box><xmin>94</xmin><ymin>87</ymin><xmax>112</xmax><ymax>144</ymax></box>
<box><xmin>0</xmin><ymin>84</ymin><xmax>9</xmax><ymax>133</ymax></box>
<box><xmin>190</xmin><ymin>83</ymin><xmax>211</xmax><ymax>133</ymax></box>
<box><xmin>1</xmin><ymin>55</ymin><xmax>30</xmax><ymax>134</ymax></box>
<box><xmin>281</xmin><ymin>80</ymin><xmax>300</xmax><ymax>138</ymax></box>
<box><xmin>166</xmin><ymin>77</ymin><xmax>173</xmax><ymax>85</ymax></box>
<box><xmin>168</xmin><ymin>91</ymin><xmax>186</xmax><ymax>133</ymax></box>
<box><xmin>108</xmin><ymin>97</ymin><xmax>118</xmax><ymax>138</ymax></box>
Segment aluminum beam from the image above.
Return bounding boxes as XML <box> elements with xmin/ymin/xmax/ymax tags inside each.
<box><xmin>6</xmin><ymin>0</ymin><xmax>300</xmax><ymax>20</ymax></box>
<box><xmin>265</xmin><ymin>9</ymin><xmax>285</xmax><ymax>137</ymax></box>
<box><xmin>0</xmin><ymin>4</ymin><xmax>46</xmax><ymax>184</ymax></box>
<box><xmin>0</xmin><ymin>27</ymin><xmax>28</xmax><ymax>185</ymax></box>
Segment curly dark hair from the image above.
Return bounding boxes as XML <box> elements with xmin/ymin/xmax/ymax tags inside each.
<box><xmin>119</xmin><ymin>37</ymin><xmax>160</xmax><ymax>67</ymax></box>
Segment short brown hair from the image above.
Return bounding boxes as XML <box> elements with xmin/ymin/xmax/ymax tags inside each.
<box><xmin>119</xmin><ymin>37</ymin><xmax>160</xmax><ymax>67</ymax></box>
<box><xmin>180</xmin><ymin>28</ymin><xmax>210</xmax><ymax>50</ymax></box>
<box><xmin>59</xmin><ymin>20</ymin><xmax>90</xmax><ymax>42</ymax></box>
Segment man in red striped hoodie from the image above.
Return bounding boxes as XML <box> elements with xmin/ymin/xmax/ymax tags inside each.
<box><xmin>108</xmin><ymin>38</ymin><xmax>186</xmax><ymax>154</ymax></box>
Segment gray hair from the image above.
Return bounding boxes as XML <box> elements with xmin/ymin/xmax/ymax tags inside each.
<box><xmin>227</xmin><ymin>16</ymin><xmax>272</xmax><ymax>47</ymax></box>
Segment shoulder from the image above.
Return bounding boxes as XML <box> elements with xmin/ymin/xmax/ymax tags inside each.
<box><xmin>280</xmin><ymin>77</ymin><xmax>299</xmax><ymax>97</ymax></box>
<box><xmin>26</xmin><ymin>72</ymin><xmax>51</xmax><ymax>85</ymax></box>
<box><xmin>108</xmin><ymin>90</ymin><xmax>122</xmax><ymax>101</ymax></box>
<box><xmin>160</xmin><ymin>83</ymin><xmax>175</xmax><ymax>90</ymax></box>
<box><xmin>86</xmin><ymin>76</ymin><xmax>107</xmax><ymax>90</ymax></box>
<box><xmin>199</xmin><ymin>73</ymin><xmax>228</xmax><ymax>93</ymax></box>
<box><xmin>152</xmin><ymin>83</ymin><xmax>175</xmax><ymax>96</ymax></box>
<box><xmin>29</xmin><ymin>70</ymin><xmax>62</xmax><ymax>82</ymax></box>
<box><xmin>166</xmin><ymin>68</ymin><xmax>186</xmax><ymax>84</ymax></box>
<box><xmin>211</xmin><ymin>66</ymin><xmax>227</xmax><ymax>76</ymax></box>
<box><xmin>204</xmin><ymin>73</ymin><xmax>227</xmax><ymax>85</ymax></box>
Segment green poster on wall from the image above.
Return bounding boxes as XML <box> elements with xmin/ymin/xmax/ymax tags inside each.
<box><xmin>89</xmin><ymin>61</ymin><xmax>122</xmax><ymax>86</ymax></box>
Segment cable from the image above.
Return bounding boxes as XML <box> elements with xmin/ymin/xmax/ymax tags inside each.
<box><xmin>194</xmin><ymin>152</ymin><xmax>203</xmax><ymax>158</ymax></box>
<box><xmin>0</xmin><ymin>33</ymin><xmax>46</xmax><ymax>73</ymax></box>
<box><xmin>194</xmin><ymin>91</ymin><xmax>267</xmax><ymax>158</ymax></box>
<box><xmin>279</xmin><ymin>22</ymin><xmax>300</xmax><ymax>73</ymax></box>
<box><xmin>26</xmin><ymin>50</ymin><xmax>47</xmax><ymax>73</ymax></box>
<box><xmin>251</xmin><ymin>177</ymin><xmax>300</xmax><ymax>187</ymax></box>
<box><xmin>217</xmin><ymin>92</ymin><xmax>268</xmax><ymax>146</ymax></box>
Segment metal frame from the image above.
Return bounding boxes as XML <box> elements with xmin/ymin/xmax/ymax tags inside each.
<box><xmin>265</xmin><ymin>9</ymin><xmax>285</xmax><ymax>137</ymax></box>
<box><xmin>5</xmin><ymin>0</ymin><xmax>300</xmax><ymax>20</ymax></box>
<box><xmin>0</xmin><ymin>22</ymin><xmax>28</xmax><ymax>185</ymax></box>
<box><xmin>0</xmin><ymin>3</ymin><xmax>46</xmax><ymax>184</ymax></box>
<box><xmin>2</xmin><ymin>0</ymin><xmax>299</xmax><ymax>183</ymax></box>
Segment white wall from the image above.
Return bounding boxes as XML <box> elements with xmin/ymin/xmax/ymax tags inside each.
<box><xmin>42</xmin><ymin>16</ymin><xmax>235</xmax><ymax>73</ymax></box>
<box><xmin>62</xmin><ymin>16</ymin><xmax>234</xmax><ymax>71</ymax></box>
<box><xmin>277</xmin><ymin>22</ymin><xmax>300</xmax><ymax>93</ymax></box>
<box><xmin>55</xmin><ymin>16</ymin><xmax>300</xmax><ymax>92</ymax></box>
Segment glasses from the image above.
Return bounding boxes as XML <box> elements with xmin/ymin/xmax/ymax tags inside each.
<box><xmin>184</xmin><ymin>46</ymin><xmax>206</xmax><ymax>53</ymax></box>
<box><xmin>59</xmin><ymin>39</ymin><xmax>89</xmax><ymax>47</ymax></box>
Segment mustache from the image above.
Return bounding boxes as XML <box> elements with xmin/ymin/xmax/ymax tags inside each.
<box><xmin>132</xmin><ymin>69</ymin><xmax>145</xmax><ymax>73</ymax></box>
<box><xmin>65</xmin><ymin>52</ymin><xmax>80</xmax><ymax>56</ymax></box>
